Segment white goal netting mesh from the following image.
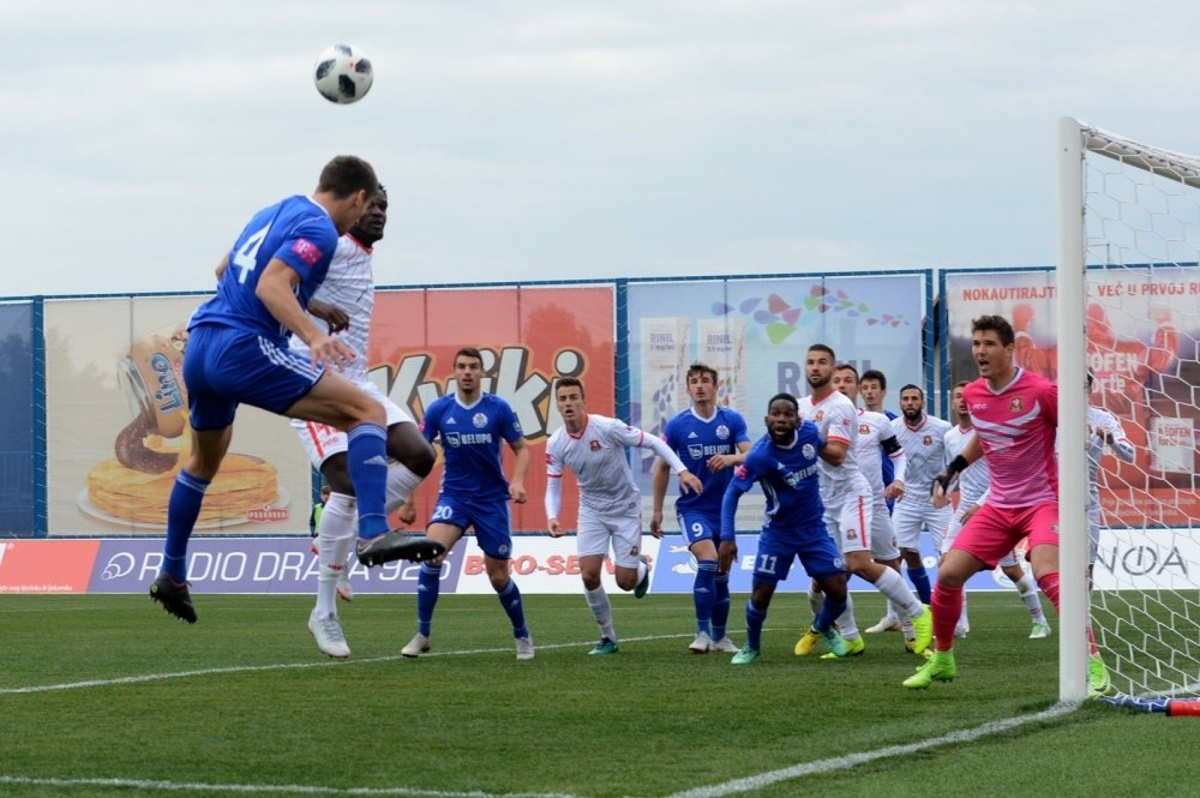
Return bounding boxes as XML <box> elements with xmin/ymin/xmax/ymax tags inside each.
<box><xmin>1077</xmin><ymin>125</ymin><xmax>1200</xmax><ymax>698</ymax></box>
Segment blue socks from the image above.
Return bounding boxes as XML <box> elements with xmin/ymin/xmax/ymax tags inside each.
<box><xmin>162</xmin><ymin>471</ymin><xmax>210</xmax><ymax>581</ymax></box>
<box><xmin>908</xmin><ymin>565</ymin><xmax>932</xmax><ymax>605</ymax></box>
<box><xmin>416</xmin><ymin>562</ymin><xmax>441</xmax><ymax>636</ymax></box>
<box><xmin>745</xmin><ymin>598</ymin><xmax>768</xmax><ymax>651</ymax></box>
<box><xmin>693</xmin><ymin>559</ymin><xmax>717</xmax><ymax>635</ymax></box>
<box><xmin>712</xmin><ymin>571</ymin><xmax>732</xmax><ymax>640</ymax></box>
<box><xmin>814</xmin><ymin>595</ymin><xmax>848</xmax><ymax>634</ymax></box>
<box><xmin>497</xmin><ymin>580</ymin><xmax>529</xmax><ymax>638</ymax></box>
<box><xmin>347</xmin><ymin>423</ymin><xmax>389</xmax><ymax>538</ymax></box>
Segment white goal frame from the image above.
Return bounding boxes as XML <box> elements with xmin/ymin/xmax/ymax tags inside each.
<box><xmin>1055</xmin><ymin>117</ymin><xmax>1200</xmax><ymax>702</ymax></box>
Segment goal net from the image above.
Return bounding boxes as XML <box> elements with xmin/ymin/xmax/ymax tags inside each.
<box><xmin>1057</xmin><ymin>118</ymin><xmax>1200</xmax><ymax>704</ymax></box>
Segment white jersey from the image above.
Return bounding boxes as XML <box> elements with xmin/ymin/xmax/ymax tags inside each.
<box><xmin>854</xmin><ymin>408</ymin><xmax>905</xmax><ymax>497</ymax></box>
<box><xmin>944</xmin><ymin>423</ymin><xmax>990</xmax><ymax>508</ymax></box>
<box><xmin>892</xmin><ymin>414</ymin><xmax>953</xmax><ymax>505</ymax></box>
<box><xmin>289</xmin><ymin>234</ymin><xmax>375</xmax><ymax>382</ymax></box>
<box><xmin>798</xmin><ymin>390</ymin><xmax>868</xmax><ymax>506</ymax></box>
<box><xmin>545</xmin><ymin>414</ymin><xmax>683</xmax><ymax>514</ymax></box>
<box><xmin>1086</xmin><ymin>405</ymin><xmax>1135</xmax><ymax>509</ymax></box>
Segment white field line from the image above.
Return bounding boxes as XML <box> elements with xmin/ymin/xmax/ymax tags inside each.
<box><xmin>1</xmin><ymin>631</ymin><xmax>1083</xmax><ymax>798</ymax></box>
<box><xmin>662</xmin><ymin>702</ymin><xmax>1081</xmax><ymax>798</ymax></box>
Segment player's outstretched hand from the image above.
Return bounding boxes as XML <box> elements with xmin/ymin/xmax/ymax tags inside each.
<box><xmin>678</xmin><ymin>471</ymin><xmax>704</xmax><ymax>496</ymax></box>
<box><xmin>649</xmin><ymin>511</ymin><xmax>664</xmax><ymax>539</ymax></box>
<box><xmin>717</xmin><ymin>539</ymin><xmax>738</xmax><ymax>573</ymax></box>
<box><xmin>509</xmin><ymin>482</ymin><xmax>528</xmax><ymax>504</ymax></box>
<box><xmin>547</xmin><ymin>518</ymin><xmax>564</xmax><ymax>537</ymax></box>
<box><xmin>309</xmin><ymin>333</ymin><xmax>357</xmax><ymax>371</ymax></box>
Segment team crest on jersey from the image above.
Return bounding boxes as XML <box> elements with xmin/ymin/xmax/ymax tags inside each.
<box><xmin>589</xmin><ymin>440</ymin><xmax>601</xmax><ymax>452</ymax></box>
<box><xmin>472</xmin><ymin>412</ymin><xmax>488</xmax><ymax>428</ymax></box>
<box><xmin>1009</xmin><ymin>396</ymin><xmax>1024</xmax><ymax>412</ymax></box>
<box><xmin>688</xmin><ymin>444</ymin><xmax>704</xmax><ymax>460</ymax></box>
<box><xmin>859</xmin><ymin>423</ymin><xmax>870</xmax><ymax>435</ymax></box>
<box><xmin>716</xmin><ymin>425</ymin><xmax>730</xmax><ymax>440</ymax></box>
<box><xmin>814</xmin><ymin>410</ymin><xmax>824</xmax><ymax>422</ymax></box>
<box><xmin>802</xmin><ymin>443</ymin><xmax>816</xmax><ymax>459</ymax></box>
<box><xmin>923</xmin><ymin>435</ymin><xmax>932</xmax><ymax>446</ymax></box>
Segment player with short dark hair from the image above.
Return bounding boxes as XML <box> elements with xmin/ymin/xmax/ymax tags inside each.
<box><xmin>651</xmin><ymin>363</ymin><xmax>751</xmax><ymax>654</ymax></box>
<box><xmin>723</xmin><ymin>393</ymin><xmax>851</xmax><ymax>664</ymax></box>
<box><xmin>150</xmin><ymin>156</ymin><xmax>442</xmax><ymax>624</ymax></box>
<box><xmin>401</xmin><ymin>347</ymin><xmax>533</xmax><ymax>661</ymax></box>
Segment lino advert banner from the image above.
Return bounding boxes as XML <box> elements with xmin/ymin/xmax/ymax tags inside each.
<box><xmin>0</xmin><ymin>540</ymin><xmax>101</xmax><ymax>594</ymax></box>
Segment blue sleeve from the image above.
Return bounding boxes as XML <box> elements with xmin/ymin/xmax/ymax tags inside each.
<box><xmin>422</xmin><ymin>402</ymin><xmax>441</xmax><ymax>444</ymax></box>
<box><xmin>272</xmin><ymin>216</ymin><xmax>338</xmax><ymax>281</ymax></box>
<box><xmin>662</xmin><ymin>416</ymin><xmax>679</xmax><ymax>450</ymax></box>
<box><xmin>720</xmin><ymin>452</ymin><xmax>759</xmax><ymax>541</ymax></box>
<box><xmin>499</xmin><ymin>399</ymin><xmax>524</xmax><ymax>444</ymax></box>
<box><xmin>732</xmin><ymin>412</ymin><xmax>751</xmax><ymax>445</ymax></box>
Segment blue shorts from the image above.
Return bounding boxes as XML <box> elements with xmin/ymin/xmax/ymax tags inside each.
<box><xmin>428</xmin><ymin>494</ymin><xmax>513</xmax><ymax>559</ymax></box>
<box><xmin>184</xmin><ymin>324</ymin><xmax>323</xmax><ymax>431</ymax></box>
<box><xmin>752</xmin><ymin>526</ymin><xmax>845</xmax><ymax>584</ymax></box>
<box><xmin>678</xmin><ymin>510</ymin><xmax>723</xmax><ymax>546</ymax></box>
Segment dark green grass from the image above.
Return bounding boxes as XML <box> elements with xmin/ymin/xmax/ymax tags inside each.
<box><xmin>1</xmin><ymin>592</ymin><xmax>1197</xmax><ymax>798</ymax></box>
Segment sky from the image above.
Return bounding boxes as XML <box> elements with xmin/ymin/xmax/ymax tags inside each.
<box><xmin>5</xmin><ymin>0</ymin><xmax>1200</xmax><ymax>298</ymax></box>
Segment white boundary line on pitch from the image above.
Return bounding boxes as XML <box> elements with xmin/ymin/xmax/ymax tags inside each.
<box><xmin>0</xmin><ymin>632</ymin><xmax>697</xmax><ymax>695</ymax></box>
<box><xmin>0</xmin><ymin>776</ymin><xmax>583</xmax><ymax>797</ymax></box>
<box><xmin>661</xmin><ymin>701</ymin><xmax>1081</xmax><ymax>798</ymax></box>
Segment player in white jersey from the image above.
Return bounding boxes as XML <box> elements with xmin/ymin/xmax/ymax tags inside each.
<box><xmin>289</xmin><ymin>189</ymin><xmax>438</xmax><ymax>659</ymax></box>
<box><xmin>1085</xmin><ymin>371</ymin><xmax>1136</xmax><ymax>573</ymax></box>
<box><xmin>545</xmin><ymin>377</ymin><xmax>703</xmax><ymax>655</ymax></box>
<box><xmin>792</xmin><ymin>345</ymin><xmax>932</xmax><ymax>658</ymax></box>
<box><xmin>889</xmin><ymin>385</ymin><xmax>952</xmax><ymax>612</ymax></box>
<box><xmin>943</xmin><ymin>381</ymin><xmax>1051</xmax><ymax>639</ymax></box>
<box><xmin>832</xmin><ymin>364</ymin><xmax>925</xmax><ymax>646</ymax></box>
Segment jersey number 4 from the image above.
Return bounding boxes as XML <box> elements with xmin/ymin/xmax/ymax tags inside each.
<box><xmin>232</xmin><ymin>224</ymin><xmax>272</xmax><ymax>283</ymax></box>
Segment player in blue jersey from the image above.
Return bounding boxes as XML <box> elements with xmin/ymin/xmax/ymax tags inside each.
<box><xmin>401</xmin><ymin>348</ymin><xmax>533</xmax><ymax>661</ymax></box>
<box><xmin>149</xmin><ymin>156</ymin><xmax>444</xmax><ymax>624</ymax></box>
<box><xmin>721</xmin><ymin>393</ymin><xmax>851</xmax><ymax>664</ymax></box>
<box><xmin>651</xmin><ymin>363</ymin><xmax>751</xmax><ymax>654</ymax></box>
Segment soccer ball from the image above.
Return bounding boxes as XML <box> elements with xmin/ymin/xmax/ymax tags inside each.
<box><xmin>313</xmin><ymin>44</ymin><xmax>373</xmax><ymax>104</ymax></box>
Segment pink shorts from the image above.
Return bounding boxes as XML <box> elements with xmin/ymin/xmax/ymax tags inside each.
<box><xmin>950</xmin><ymin>501</ymin><xmax>1059</xmax><ymax>568</ymax></box>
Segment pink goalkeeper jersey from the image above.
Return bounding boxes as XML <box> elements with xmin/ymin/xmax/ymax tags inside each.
<box><xmin>961</xmin><ymin>368</ymin><xmax>1057</xmax><ymax>509</ymax></box>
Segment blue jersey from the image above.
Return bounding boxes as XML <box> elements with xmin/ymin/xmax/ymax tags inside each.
<box><xmin>423</xmin><ymin>392</ymin><xmax>524</xmax><ymax>501</ymax></box>
<box><xmin>880</xmin><ymin>409</ymin><xmax>898</xmax><ymax>510</ymax></box>
<box><xmin>190</xmin><ymin>195</ymin><xmax>339</xmax><ymax>343</ymax></box>
<box><xmin>721</xmin><ymin>422</ymin><xmax>825</xmax><ymax>539</ymax></box>
<box><xmin>662</xmin><ymin>406</ymin><xmax>751</xmax><ymax>516</ymax></box>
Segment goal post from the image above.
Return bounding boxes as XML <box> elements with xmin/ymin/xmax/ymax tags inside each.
<box><xmin>1056</xmin><ymin>117</ymin><xmax>1200</xmax><ymax>707</ymax></box>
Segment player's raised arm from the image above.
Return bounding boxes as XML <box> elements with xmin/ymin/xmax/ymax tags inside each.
<box><xmin>256</xmin><ymin>259</ymin><xmax>353</xmax><ymax>370</ymax></box>
<box><xmin>650</xmin><ymin>456</ymin><xmax>672</xmax><ymax>538</ymax></box>
<box><xmin>636</xmin><ymin>432</ymin><xmax>703</xmax><ymax>495</ymax></box>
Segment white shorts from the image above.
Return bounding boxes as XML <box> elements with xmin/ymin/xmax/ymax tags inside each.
<box><xmin>292</xmin><ymin>381</ymin><xmax>415</xmax><ymax>469</ymax></box>
<box><xmin>943</xmin><ymin>505</ymin><xmax>1021</xmax><ymax>568</ymax></box>
<box><xmin>823</xmin><ymin>482</ymin><xmax>874</xmax><ymax>556</ymax></box>
<box><xmin>893</xmin><ymin>499</ymin><xmax>953</xmax><ymax>554</ymax></box>
<box><xmin>868</xmin><ymin>495</ymin><xmax>899</xmax><ymax>560</ymax></box>
<box><xmin>576</xmin><ymin>501</ymin><xmax>644</xmax><ymax>569</ymax></box>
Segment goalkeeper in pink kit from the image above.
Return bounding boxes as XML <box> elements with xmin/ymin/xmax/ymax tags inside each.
<box><xmin>903</xmin><ymin>314</ymin><xmax>1113</xmax><ymax>696</ymax></box>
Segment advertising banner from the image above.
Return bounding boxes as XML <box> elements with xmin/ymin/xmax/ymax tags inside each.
<box><xmin>943</xmin><ymin>268</ymin><xmax>1200</xmax><ymax>527</ymax></box>
<box><xmin>626</xmin><ymin>275</ymin><xmax>927</xmax><ymax>529</ymax></box>
<box><xmin>43</xmin><ymin>296</ymin><xmax>312</xmax><ymax>536</ymax></box>
<box><xmin>366</xmin><ymin>285</ymin><xmax>615</xmax><ymax>533</ymax></box>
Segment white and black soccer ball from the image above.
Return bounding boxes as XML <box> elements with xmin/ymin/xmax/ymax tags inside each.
<box><xmin>313</xmin><ymin>44</ymin><xmax>373</xmax><ymax>105</ymax></box>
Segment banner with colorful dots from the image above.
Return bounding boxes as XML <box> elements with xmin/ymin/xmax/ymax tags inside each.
<box><xmin>626</xmin><ymin>273</ymin><xmax>928</xmax><ymax>529</ymax></box>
